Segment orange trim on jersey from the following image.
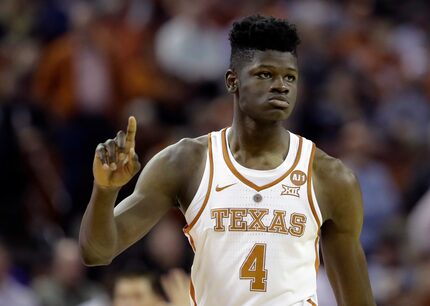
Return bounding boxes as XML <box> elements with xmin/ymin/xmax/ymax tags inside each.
<box><xmin>307</xmin><ymin>298</ymin><xmax>317</xmax><ymax>306</ymax></box>
<box><xmin>190</xmin><ymin>278</ymin><xmax>197</xmax><ymax>306</ymax></box>
<box><xmin>314</xmin><ymin>235</ymin><xmax>320</xmax><ymax>273</ymax></box>
<box><xmin>221</xmin><ymin>128</ymin><xmax>303</xmax><ymax>192</ymax></box>
<box><xmin>188</xmin><ymin>232</ymin><xmax>196</xmax><ymax>253</ymax></box>
<box><xmin>307</xmin><ymin>143</ymin><xmax>321</xmax><ymax>272</ymax></box>
<box><xmin>184</xmin><ymin>133</ymin><xmax>214</xmax><ymax>234</ymax></box>
<box><xmin>306</xmin><ymin>143</ymin><xmax>321</xmax><ymax>228</ymax></box>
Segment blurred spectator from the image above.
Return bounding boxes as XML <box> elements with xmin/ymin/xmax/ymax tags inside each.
<box><xmin>33</xmin><ymin>0</ymin><xmax>184</xmax><ymax>121</ymax></box>
<box><xmin>113</xmin><ymin>268</ymin><xmax>165</xmax><ymax>306</ymax></box>
<box><xmin>155</xmin><ymin>0</ymin><xmax>232</xmax><ymax>83</ymax></box>
<box><xmin>32</xmin><ymin>0</ymin><xmax>69</xmax><ymax>43</ymax></box>
<box><xmin>287</xmin><ymin>0</ymin><xmax>341</xmax><ymax>29</ymax></box>
<box><xmin>31</xmin><ymin>1</ymin><xmax>120</xmax><ymax>227</ymax></box>
<box><xmin>32</xmin><ymin>1</ymin><xmax>117</xmax><ymax>120</ymax></box>
<box><xmin>143</xmin><ymin>213</ymin><xmax>191</xmax><ymax>273</ymax></box>
<box><xmin>190</xmin><ymin>94</ymin><xmax>234</xmax><ymax>136</ymax></box>
<box><xmin>367</xmin><ymin>230</ymin><xmax>409</xmax><ymax>305</ymax></box>
<box><xmin>339</xmin><ymin>121</ymin><xmax>400</xmax><ymax>255</ymax></box>
<box><xmin>112</xmin><ymin>266</ymin><xmax>190</xmax><ymax>306</ymax></box>
<box><xmin>375</xmin><ymin>87</ymin><xmax>430</xmax><ymax>150</ymax></box>
<box><xmin>388</xmin><ymin>23</ymin><xmax>429</xmax><ymax>81</ymax></box>
<box><xmin>100</xmin><ymin>0</ymin><xmax>186</xmax><ymax>106</ymax></box>
<box><xmin>0</xmin><ymin>243</ymin><xmax>38</xmax><ymax>306</ymax></box>
<box><xmin>32</xmin><ymin>239</ymin><xmax>107</xmax><ymax>306</ymax></box>
<box><xmin>0</xmin><ymin>33</ymin><xmax>67</xmax><ymax>264</ymax></box>
<box><xmin>161</xmin><ymin>269</ymin><xmax>190</xmax><ymax>306</ymax></box>
<box><xmin>0</xmin><ymin>99</ymin><xmax>39</xmax><ymax>248</ymax></box>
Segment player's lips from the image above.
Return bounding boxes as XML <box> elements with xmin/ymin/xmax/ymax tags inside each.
<box><xmin>268</xmin><ymin>95</ymin><xmax>289</xmax><ymax>108</ymax></box>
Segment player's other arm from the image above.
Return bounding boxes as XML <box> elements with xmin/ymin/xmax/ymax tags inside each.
<box><xmin>313</xmin><ymin>150</ymin><xmax>376</xmax><ymax>306</ymax></box>
<box><xmin>79</xmin><ymin>117</ymin><xmax>192</xmax><ymax>266</ymax></box>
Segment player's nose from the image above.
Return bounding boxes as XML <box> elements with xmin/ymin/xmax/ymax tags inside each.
<box><xmin>270</xmin><ymin>77</ymin><xmax>289</xmax><ymax>93</ymax></box>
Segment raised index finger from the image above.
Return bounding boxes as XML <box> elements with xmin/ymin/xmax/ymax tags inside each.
<box><xmin>125</xmin><ymin>116</ymin><xmax>137</xmax><ymax>151</ymax></box>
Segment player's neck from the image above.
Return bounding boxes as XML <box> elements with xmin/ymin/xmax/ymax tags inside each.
<box><xmin>230</xmin><ymin>117</ymin><xmax>289</xmax><ymax>157</ymax></box>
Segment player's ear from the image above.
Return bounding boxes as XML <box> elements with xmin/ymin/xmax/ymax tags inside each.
<box><xmin>225</xmin><ymin>69</ymin><xmax>238</xmax><ymax>94</ymax></box>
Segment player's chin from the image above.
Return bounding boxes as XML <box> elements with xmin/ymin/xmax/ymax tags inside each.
<box><xmin>265</xmin><ymin>108</ymin><xmax>292</xmax><ymax>121</ymax></box>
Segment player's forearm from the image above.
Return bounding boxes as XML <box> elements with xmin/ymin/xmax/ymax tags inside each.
<box><xmin>331</xmin><ymin>268</ymin><xmax>376</xmax><ymax>306</ymax></box>
<box><xmin>79</xmin><ymin>183</ymin><xmax>121</xmax><ymax>266</ymax></box>
<box><xmin>323</xmin><ymin>237</ymin><xmax>376</xmax><ymax>306</ymax></box>
<box><xmin>342</xmin><ymin>247</ymin><xmax>376</xmax><ymax>306</ymax></box>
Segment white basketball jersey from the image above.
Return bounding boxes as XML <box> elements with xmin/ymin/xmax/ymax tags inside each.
<box><xmin>184</xmin><ymin>128</ymin><xmax>322</xmax><ymax>306</ymax></box>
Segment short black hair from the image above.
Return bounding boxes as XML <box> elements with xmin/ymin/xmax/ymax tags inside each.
<box><xmin>229</xmin><ymin>15</ymin><xmax>301</xmax><ymax>70</ymax></box>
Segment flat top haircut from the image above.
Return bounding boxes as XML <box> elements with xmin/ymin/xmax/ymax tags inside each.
<box><xmin>229</xmin><ymin>15</ymin><xmax>301</xmax><ymax>71</ymax></box>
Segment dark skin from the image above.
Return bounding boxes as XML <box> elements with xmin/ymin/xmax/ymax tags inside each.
<box><xmin>80</xmin><ymin>50</ymin><xmax>375</xmax><ymax>306</ymax></box>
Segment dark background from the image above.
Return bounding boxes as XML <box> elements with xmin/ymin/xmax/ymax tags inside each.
<box><xmin>0</xmin><ymin>0</ymin><xmax>429</xmax><ymax>305</ymax></box>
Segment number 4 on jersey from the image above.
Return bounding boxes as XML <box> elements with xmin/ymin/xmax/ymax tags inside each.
<box><xmin>240</xmin><ymin>243</ymin><xmax>268</xmax><ymax>292</ymax></box>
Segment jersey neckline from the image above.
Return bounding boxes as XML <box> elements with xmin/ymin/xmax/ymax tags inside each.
<box><xmin>221</xmin><ymin>127</ymin><xmax>303</xmax><ymax>192</ymax></box>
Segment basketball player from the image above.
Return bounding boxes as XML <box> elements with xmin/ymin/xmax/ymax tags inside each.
<box><xmin>80</xmin><ymin>15</ymin><xmax>376</xmax><ymax>306</ymax></box>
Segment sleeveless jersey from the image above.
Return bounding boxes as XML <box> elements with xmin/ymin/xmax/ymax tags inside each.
<box><xmin>184</xmin><ymin>128</ymin><xmax>322</xmax><ymax>306</ymax></box>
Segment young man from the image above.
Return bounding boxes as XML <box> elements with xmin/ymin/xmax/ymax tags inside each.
<box><xmin>80</xmin><ymin>15</ymin><xmax>375</xmax><ymax>306</ymax></box>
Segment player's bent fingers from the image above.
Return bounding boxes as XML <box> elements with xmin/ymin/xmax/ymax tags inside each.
<box><xmin>125</xmin><ymin>116</ymin><xmax>137</xmax><ymax>151</ymax></box>
<box><xmin>116</xmin><ymin>130</ymin><xmax>126</xmax><ymax>149</ymax></box>
<box><xmin>105</xmin><ymin>139</ymin><xmax>118</xmax><ymax>170</ymax></box>
<box><xmin>95</xmin><ymin>144</ymin><xmax>109</xmax><ymax>169</ymax></box>
<box><xmin>115</xmin><ymin>130</ymin><xmax>127</xmax><ymax>160</ymax></box>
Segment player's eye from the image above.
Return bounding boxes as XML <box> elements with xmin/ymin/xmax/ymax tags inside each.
<box><xmin>257</xmin><ymin>72</ymin><xmax>272</xmax><ymax>79</ymax></box>
<box><xmin>285</xmin><ymin>75</ymin><xmax>296</xmax><ymax>82</ymax></box>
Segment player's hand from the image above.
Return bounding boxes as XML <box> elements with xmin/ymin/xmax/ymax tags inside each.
<box><xmin>161</xmin><ymin>269</ymin><xmax>191</xmax><ymax>306</ymax></box>
<box><xmin>93</xmin><ymin>116</ymin><xmax>141</xmax><ymax>189</ymax></box>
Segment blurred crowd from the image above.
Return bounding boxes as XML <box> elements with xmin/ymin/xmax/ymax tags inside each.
<box><xmin>0</xmin><ymin>0</ymin><xmax>430</xmax><ymax>305</ymax></box>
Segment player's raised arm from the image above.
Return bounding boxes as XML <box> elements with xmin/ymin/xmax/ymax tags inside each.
<box><xmin>313</xmin><ymin>149</ymin><xmax>376</xmax><ymax>306</ymax></box>
<box><xmin>79</xmin><ymin>116</ymin><xmax>184</xmax><ymax>266</ymax></box>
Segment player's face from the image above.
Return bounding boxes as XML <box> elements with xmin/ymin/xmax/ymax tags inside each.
<box><xmin>113</xmin><ymin>278</ymin><xmax>162</xmax><ymax>306</ymax></box>
<box><xmin>228</xmin><ymin>50</ymin><xmax>299</xmax><ymax>122</ymax></box>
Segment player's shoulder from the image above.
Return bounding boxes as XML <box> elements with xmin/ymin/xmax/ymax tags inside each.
<box><xmin>175</xmin><ymin>135</ymin><xmax>209</xmax><ymax>154</ymax></box>
<box><xmin>154</xmin><ymin>134</ymin><xmax>208</xmax><ymax>171</ymax></box>
<box><xmin>135</xmin><ymin>135</ymin><xmax>209</xmax><ymax>203</ymax></box>
<box><xmin>168</xmin><ymin>134</ymin><xmax>208</xmax><ymax>160</ymax></box>
<box><xmin>312</xmin><ymin>147</ymin><xmax>361</xmax><ymax>221</ymax></box>
<box><xmin>313</xmin><ymin>147</ymin><xmax>358</xmax><ymax>189</ymax></box>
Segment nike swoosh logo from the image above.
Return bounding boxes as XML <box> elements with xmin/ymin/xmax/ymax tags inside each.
<box><xmin>215</xmin><ymin>183</ymin><xmax>237</xmax><ymax>192</ymax></box>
